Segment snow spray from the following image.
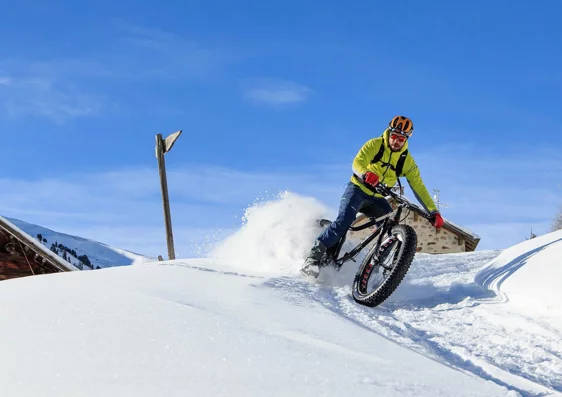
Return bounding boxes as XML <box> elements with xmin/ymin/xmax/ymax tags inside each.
<box><xmin>211</xmin><ymin>191</ymin><xmax>330</xmax><ymax>275</ymax></box>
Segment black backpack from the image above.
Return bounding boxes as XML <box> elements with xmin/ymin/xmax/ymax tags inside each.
<box><xmin>370</xmin><ymin>141</ymin><xmax>409</xmax><ymax>177</ymax></box>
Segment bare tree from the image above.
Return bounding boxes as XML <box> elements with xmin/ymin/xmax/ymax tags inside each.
<box><xmin>553</xmin><ymin>206</ymin><xmax>562</xmax><ymax>232</ymax></box>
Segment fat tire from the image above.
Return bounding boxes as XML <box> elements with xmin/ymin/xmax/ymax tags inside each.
<box><xmin>352</xmin><ymin>224</ymin><xmax>417</xmax><ymax>307</ymax></box>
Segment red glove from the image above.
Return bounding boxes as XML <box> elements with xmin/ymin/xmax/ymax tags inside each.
<box><xmin>431</xmin><ymin>212</ymin><xmax>444</xmax><ymax>229</ymax></box>
<box><xmin>363</xmin><ymin>172</ymin><xmax>379</xmax><ymax>187</ymax></box>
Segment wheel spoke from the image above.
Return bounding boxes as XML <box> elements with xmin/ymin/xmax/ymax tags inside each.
<box><xmin>358</xmin><ymin>237</ymin><xmax>402</xmax><ymax>295</ymax></box>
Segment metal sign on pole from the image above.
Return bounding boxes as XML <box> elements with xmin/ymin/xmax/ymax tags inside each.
<box><xmin>163</xmin><ymin>130</ymin><xmax>182</xmax><ymax>153</ymax></box>
<box><xmin>155</xmin><ymin>130</ymin><xmax>182</xmax><ymax>260</ymax></box>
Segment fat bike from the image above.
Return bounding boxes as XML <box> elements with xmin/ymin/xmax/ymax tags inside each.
<box><xmin>321</xmin><ymin>184</ymin><xmax>430</xmax><ymax>307</ymax></box>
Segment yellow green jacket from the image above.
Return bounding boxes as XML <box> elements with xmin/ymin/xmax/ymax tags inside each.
<box><xmin>350</xmin><ymin>129</ymin><xmax>438</xmax><ymax>214</ymax></box>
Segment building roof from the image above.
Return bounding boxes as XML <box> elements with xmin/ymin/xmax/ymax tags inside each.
<box><xmin>0</xmin><ymin>215</ymin><xmax>78</xmax><ymax>280</ymax></box>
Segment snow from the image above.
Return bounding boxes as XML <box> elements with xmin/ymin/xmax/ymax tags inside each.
<box><xmin>0</xmin><ymin>261</ymin><xmax>509</xmax><ymax>397</ymax></box>
<box><xmin>211</xmin><ymin>191</ymin><xmax>330</xmax><ymax>274</ymax></box>
<box><xmin>7</xmin><ymin>217</ymin><xmax>149</xmax><ymax>269</ymax></box>
<box><xmin>476</xmin><ymin>230</ymin><xmax>562</xmax><ymax>321</ymax></box>
<box><xmin>1</xmin><ymin>193</ymin><xmax>561</xmax><ymax>396</ymax></box>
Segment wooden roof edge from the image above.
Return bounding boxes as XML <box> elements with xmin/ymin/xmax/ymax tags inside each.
<box><xmin>0</xmin><ymin>215</ymin><xmax>79</xmax><ymax>272</ymax></box>
<box><xmin>465</xmin><ymin>238</ymin><xmax>480</xmax><ymax>252</ymax></box>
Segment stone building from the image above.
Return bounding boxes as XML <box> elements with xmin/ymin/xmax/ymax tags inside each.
<box><xmin>348</xmin><ymin>196</ymin><xmax>480</xmax><ymax>254</ymax></box>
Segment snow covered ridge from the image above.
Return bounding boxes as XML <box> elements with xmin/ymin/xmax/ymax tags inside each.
<box><xmin>476</xmin><ymin>229</ymin><xmax>562</xmax><ymax>319</ymax></box>
<box><xmin>6</xmin><ymin>217</ymin><xmax>149</xmax><ymax>269</ymax></box>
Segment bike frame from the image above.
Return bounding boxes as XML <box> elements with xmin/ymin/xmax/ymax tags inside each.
<box><xmin>328</xmin><ymin>184</ymin><xmax>429</xmax><ymax>269</ymax></box>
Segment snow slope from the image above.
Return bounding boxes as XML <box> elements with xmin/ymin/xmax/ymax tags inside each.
<box><xmin>7</xmin><ymin>217</ymin><xmax>149</xmax><ymax>269</ymax></box>
<box><xmin>0</xmin><ymin>260</ymin><xmax>511</xmax><ymax>397</ymax></box>
<box><xmin>0</xmin><ymin>193</ymin><xmax>560</xmax><ymax>396</ymax></box>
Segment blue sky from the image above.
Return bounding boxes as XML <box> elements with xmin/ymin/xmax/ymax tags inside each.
<box><xmin>1</xmin><ymin>1</ymin><xmax>561</xmax><ymax>256</ymax></box>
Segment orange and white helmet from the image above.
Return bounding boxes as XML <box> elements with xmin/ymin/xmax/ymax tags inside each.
<box><xmin>389</xmin><ymin>115</ymin><xmax>414</xmax><ymax>137</ymax></box>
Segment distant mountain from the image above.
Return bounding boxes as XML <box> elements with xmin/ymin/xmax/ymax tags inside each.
<box><xmin>6</xmin><ymin>217</ymin><xmax>149</xmax><ymax>269</ymax></box>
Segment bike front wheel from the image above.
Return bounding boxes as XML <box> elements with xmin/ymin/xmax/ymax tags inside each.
<box><xmin>352</xmin><ymin>224</ymin><xmax>417</xmax><ymax>307</ymax></box>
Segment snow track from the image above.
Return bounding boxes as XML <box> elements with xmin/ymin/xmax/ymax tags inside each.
<box><xmin>210</xmin><ymin>194</ymin><xmax>562</xmax><ymax>396</ymax></box>
<box><xmin>262</xmin><ymin>244</ymin><xmax>562</xmax><ymax>397</ymax></box>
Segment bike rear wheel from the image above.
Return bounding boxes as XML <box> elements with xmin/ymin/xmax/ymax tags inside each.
<box><xmin>352</xmin><ymin>224</ymin><xmax>417</xmax><ymax>307</ymax></box>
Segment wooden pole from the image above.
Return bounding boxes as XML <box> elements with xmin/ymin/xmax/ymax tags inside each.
<box><xmin>156</xmin><ymin>134</ymin><xmax>176</xmax><ymax>260</ymax></box>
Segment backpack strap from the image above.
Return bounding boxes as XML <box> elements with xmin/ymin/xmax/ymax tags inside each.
<box><xmin>370</xmin><ymin>141</ymin><xmax>385</xmax><ymax>164</ymax></box>
<box><xmin>395</xmin><ymin>149</ymin><xmax>409</xmax><ymax>176</ymax></box>
<box><xmin>369</xmin><ymin>139</ymin><xmax>409</xmax><ymax>176</ymax></box>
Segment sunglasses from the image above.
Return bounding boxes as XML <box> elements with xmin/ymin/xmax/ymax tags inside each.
<box><xmin>389</xmin><ymin>132</ymin><xmax>407</xmax><ymax>143</ymax></box>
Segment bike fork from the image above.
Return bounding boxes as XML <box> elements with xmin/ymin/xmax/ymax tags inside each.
<box><xmin>370</xmin><ymin>218</ymin><xmax>390</xmax><ymax>262</ymax></box>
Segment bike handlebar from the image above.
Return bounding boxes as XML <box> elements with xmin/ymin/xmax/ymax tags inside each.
<box><xmin>373</xmin><ymin>183</ymin><xmax>392</xmax><ymax>197</ymax></box>
<box><xmin>373</xmin><ymin>183</ymin><xmax>433</xmax><ymax>221</ymax></box>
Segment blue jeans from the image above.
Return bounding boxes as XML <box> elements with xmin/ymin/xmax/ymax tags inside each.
<box><xmin>318</xmin><ymin>182</ymin><xmax>392</xmax><ymax>249</ymax></box>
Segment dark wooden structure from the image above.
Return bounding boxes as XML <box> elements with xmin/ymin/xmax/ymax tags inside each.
<box><xmin>0</xmin><ymin>216</ymin><xmax>77</xmax><ymax>281</ymax></box>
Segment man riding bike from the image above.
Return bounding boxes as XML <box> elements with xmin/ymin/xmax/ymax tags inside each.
<box><xmin>302</xmin><ymin>116</ymin><xmax>445</xmax><ymax>278</ymax></box>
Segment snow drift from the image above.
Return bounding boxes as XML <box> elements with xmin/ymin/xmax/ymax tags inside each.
<box><xmin>476</xmin><ymin>230</ymin><xmax>562</xmax><ymax>322</ymax></box>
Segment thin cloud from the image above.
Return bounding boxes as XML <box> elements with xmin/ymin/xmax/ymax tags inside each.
<box><xmin>113</xmin><ymin>20</ymin><xmax>232</xmax><ymax>80</ymax></box>
<box><xmin>244</xmin><ymin>79</ymin><xmax>313</xmax><ymax>106</ymax></box>
<box><xmin>0</xmin><ymin>165</ymin><xmax>342</xmax><ymax>257</ymax></box>
<box><xmin>0</xmin><ymin>75</ymin><xmax>102</xmax><ymax>123</ymax></box>
<box><xmin>116</xmin><ymin>22</ymin><xmax>179</xmax><ymax>48</ymax></box>
<box><xmin>0</xmin><ymin>22</ymin><xmax>232</xmax><ymax>122</ymax></box>
<box><xmin>0</xmin><ymin>150</ymin><xmax>558</xmax><ymax>256</ymax></box>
